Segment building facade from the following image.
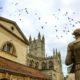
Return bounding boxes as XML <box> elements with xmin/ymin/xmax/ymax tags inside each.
<box><xmin>0</xmin><ymin>16</ymin><xmax>49</xmax><ymax>80</ymax></box>
<box><xmin>27</xmin><ymin>33</ymin><xmax>64</xmax><ymax>80</ymax></box>
<box><xmin>0</xmin><ymin>16</ymin><xmax>64</xmax><ymax>80</ymax></box>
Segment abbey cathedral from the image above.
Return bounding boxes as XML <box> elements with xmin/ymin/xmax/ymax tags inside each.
<box><xmin>27</xmin><ymin>33</ymin><xmax>64</xmax><ymax>80</ymax></box>
<box><xmin>0</xmin><ymin>16</ymin><xmax>64</xmax><ymax>80</ymax></box>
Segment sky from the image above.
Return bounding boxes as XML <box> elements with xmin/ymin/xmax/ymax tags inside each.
<box><xmin>0</xmin><ymin>0</ymin><xmax>80</xmax><ymax>76</ymax></box>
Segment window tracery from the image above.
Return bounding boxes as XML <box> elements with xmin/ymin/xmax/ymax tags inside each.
<box><xmin>2</xmin><ymin>42</ymin><xmax>16</xmax><ymax>56</ymax></box>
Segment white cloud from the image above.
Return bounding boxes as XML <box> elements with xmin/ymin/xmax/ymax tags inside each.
<box><xmin>61</xmin><ymin>0</ymin><xmax>73</xmax><ymax>6</ymax></box>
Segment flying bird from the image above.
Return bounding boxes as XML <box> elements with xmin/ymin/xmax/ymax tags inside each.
<box><xmin>60</xmin><ymin>35</ymin><xmax>63</xmax><ymax>38</ymax></box>
<box><xmin>72</xmin><ymin>25</ymin><xmax>75</xmax><ymax>27</ymax></box>
<box><xmin>64</xmin><ymin>27</ymin><xmax>66</xmax><ymax>29</ymax></box>
<box><xmin>54</xmin><ymin>25</ymin><xmax>57</xmax><ymax>27</ymax></box>
<box><xmin>63</xmin><ymin>30</ymin><xmax>65</xmax><ymax>32</ymax></box>
<box><xmin>11</xmin><ymin>2</ymin><xmax>14</xmax><ymax>4</ymax></box>
<box><xmin>68</xmin><ymin>17</ymin><xmax>70</xmax><ymax>20</ymax></box>
<box><xmin>38</xmin><ymin>17</ymin><xmax>41</xmax><ymax>20</ymax></box>
<box><xmin>71</xmin><ymin>19</ymin><xmax>73</xmax><ymax>21</ymax></box>
<box><xmin>55</xmin><ymin>29</ymin><xmax>58</xmax><ymax>32</ymax></box>
<box><xmin>64</xmin><ymin>12</ymin><xmax>68</xmax><ymax>16</ymax></box>
<box><xmin>25</xmin><ymin>8</ymin><xmax>28</xmax><ymax>14</ymax></box>
<box><xmin>75</xmin><ymin>22</ymin><xmax>78</xmax><ymax>24</ymax></box>
<box><xmin>78</xmin><ymin>21</ymin><xmax>80</xmax><ymax>23</ymax></box>
<box><xmin>73</xmin><ymin>12</ymin><xmax>76</xmax><ymax>14</ymax></box>
<box><xmin>19</xmin><ymin>19</ymin><xmax>21</xmax><ymax>21</ymax></box>
<box><xmin>56</xmin><ymin>35</ymin><xmax>59</xmax><ymax>39</ymax></box>
<box><xmin>35</xmin><ymin>13</ymin><xmax>37</xmax><ymax>15</ymax></box>
<box><xmin>18</xmin><ymin>10</ymin><xmax>21</xmax><ymax>12</ymax></box>
<box><xmin>66</xmin><ymin>12</ymin><xmax>68</xmax><ymax>15</ymax></box>
<box><xmin>58</xmin><ymin>9</ymin><xmax>61</xmax><ymax>11</ymax></box>
<box><xmin>19</xmin><ymin>14</ymin><xmax>21</xmax><ymax>16</ymax></box>
<box><xmin>45</xmin><ymin>22</ymin><xmax>47</xmax><ymax>24</ymax></box>
<box><xmin>0</xmin><ymin>7</ymin><xmax>3</xmax><ymax>9</ymax></box>
<box><xmin>15</xmin><ymin>2</ymin><xmax>18</xmax><ymax>6</ymax></box>
<box><xmin>41</xmin><ymin>26</ymin><xmax>44</xmax><ymax>29</ymax></box>
<box><xmin>67</xmin><ymin>30</ymin><xmax>69</xmax><ymax>32</ymax></box>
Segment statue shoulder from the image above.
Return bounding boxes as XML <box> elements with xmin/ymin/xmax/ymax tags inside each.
<box><xmin>68</xmin><ymin>40</ymin><xmax>80</xmax><ymax>48</ymax></box>
<box><xmin>68</xmin><ymin>41</ymin><xmax>77</xmax><ymax>49</ymax></box>
<box><xmin>68</xmin><ymin>41</ymin><xmax>75</xmax><ymax>47</ymax></box>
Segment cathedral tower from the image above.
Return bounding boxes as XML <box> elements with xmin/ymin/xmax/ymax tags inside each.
<box><xmin>29</xmin><ymin>33</ymin><xmax>45</xmax><ymax>58</ymax></box>
<box><xmin>29</xmin><ymin>35</ymin><xmax>33</xmax><ymax>54</ymax></box>
<box><xmin>53</xmin><ymin>49</ymin><xmax>64</xmax><ymax>80</ymax></box>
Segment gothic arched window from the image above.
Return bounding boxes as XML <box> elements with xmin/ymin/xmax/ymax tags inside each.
<box><xmin>35</xmin><ymin>62</ymin><xmax>39</xmax><ymax>69</ymax></box>
<box><xmin>49</xmin><ymin>61</ymin><xmax>53</xmax><ymax>70</ymax></box>
<box><xmin>42</xmin><ymin>62</ymin><xmax>46</xmax><ymax>70</ymax></box>
<box><xmin>29</xmin><ymin>60</ymin><xmax>34</xmax><ymax>67</ymax></box>
<box><xmin>2</xmin><ymin>42</ymin><xmax>16</xmax><ymax>56</ymax></box>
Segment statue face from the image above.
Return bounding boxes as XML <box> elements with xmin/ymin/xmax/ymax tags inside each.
<box><xmin>75</xmin><ymin>35</ymin><xmax>80</xmax><ymax>40</ymax></box>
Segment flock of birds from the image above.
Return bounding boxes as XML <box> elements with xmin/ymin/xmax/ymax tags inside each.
<box><xmin>0</xmin><ymin>1</ymin><xmax>80</xmax><ymax>39</ymax></box>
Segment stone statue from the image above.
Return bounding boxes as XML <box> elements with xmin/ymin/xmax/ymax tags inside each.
<box><xmin>65</xmin><ymin>28</ymin><xmax>80</xmax><ymax>80</ymax></box>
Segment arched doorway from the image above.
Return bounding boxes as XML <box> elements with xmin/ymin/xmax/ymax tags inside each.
<box><xmin>29</xmin><ymin>60</ymin><xmax>34</xmax><ymax>67</ymax></box>
<box><xmin>49</xmin><ymin>61</ymin><xmax>53</xmax><ymax>69</ymax></box>
<box><xmin>35</xmin><ymin>62</ymin><xmax>39</xmax><ymax>69</ymax></box>
<box><xmin>42</xmin><ymin>62</ymin><xmax>46</xmax><ymax>70</ymax></box>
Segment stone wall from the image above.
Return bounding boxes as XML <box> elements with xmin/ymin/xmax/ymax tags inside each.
<box><xmin>0</xmin><ymin>72</ymin><xmax>41</xmax><ymax>80</ymax></box>
<box><xmin>0</xmin><ymin>23</ymin><xmax>28</xmax><ymax>65</ymax></box>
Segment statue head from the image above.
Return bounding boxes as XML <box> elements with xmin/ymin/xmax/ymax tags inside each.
<box><xmin>72</xmin><ymin>28</ymin><xmax>80</xmax><ymax>39</ymax></box>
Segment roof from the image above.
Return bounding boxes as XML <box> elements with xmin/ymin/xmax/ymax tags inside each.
<box><xmin>0</xmin><ymin>56</ymin><xmax>50</xmax><ymax>79</ymax></box>
<box><xmin>0</xmin><ymin>16</ymin><xmax>29</xmax><ymax>45</ymax></box>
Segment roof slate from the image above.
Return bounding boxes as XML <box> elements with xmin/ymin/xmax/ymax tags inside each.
<box><xmin>0</xmin><ymin>56</ymin><xmax>49</xmax><ymax>79</ymax></box>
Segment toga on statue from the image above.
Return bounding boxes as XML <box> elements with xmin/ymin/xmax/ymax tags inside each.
<box><xmin>65</xmin><ymin>28</ymin><xmax>80</xmax><ymax>80</ymax></box>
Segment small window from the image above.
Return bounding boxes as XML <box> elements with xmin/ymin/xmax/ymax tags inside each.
<box><xmin>49</xmin><ymin>61</ymin><xmax>53</xmax><ymax>70</ymax></box>
<box><xmin>35</xmin><ymin>62</ymin><xmax>39</xmax><ymax>69</ymax></box>
<box><xmin>29</xmin><ymin>60</ymin><xmax>34</xmax><ymax>67</ymax></box>
<box><xmin>42</xmin><ymin>62</ymin><xmax>46</xmax><ymax>70</ymax></box>
<box><xmin>2</xmin><ymin>42</ymin><xmax>16</xmax><ymax>56</ymax></box>
<box><xmin>11</xmin><ymin>26</ymin><xmax>14</xmax><ymax>31</ymax></box>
